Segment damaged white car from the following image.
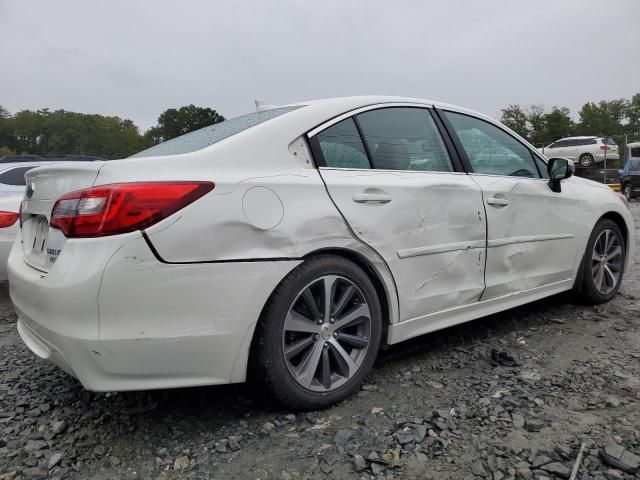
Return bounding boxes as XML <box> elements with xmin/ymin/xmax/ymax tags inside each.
<box><xmin>9</xmin><ymin>96</ymin><xmax>633</xmax><ymax>409</ymax></box>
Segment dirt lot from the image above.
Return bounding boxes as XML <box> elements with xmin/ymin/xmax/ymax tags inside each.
<box><xmin>1</xmin><ymin>206</ymin><xmax>640</xmax><ymax>480</ymax></box>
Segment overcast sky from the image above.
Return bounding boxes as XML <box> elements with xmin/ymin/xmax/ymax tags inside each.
<box><xmin>1</xmin><ymin>0</ymin><xmax>639</xmax><ymax>130</ymax></box>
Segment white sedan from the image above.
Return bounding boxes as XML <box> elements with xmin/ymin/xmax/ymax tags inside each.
<box><xmin>9</xmin><ymin>96</ymin><xmax>634</xmax><ymax>409</ymax></box>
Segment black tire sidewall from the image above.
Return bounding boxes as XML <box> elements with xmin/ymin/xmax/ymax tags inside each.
<box><xmin>580</xmin><ymin>219</ymin><xmax>626</xmax><ymax>303</ymax></box>
<box><xmin>255</xmin><ymin>255</ymin><xmax>382</xmax><ymax>410</ymax></box>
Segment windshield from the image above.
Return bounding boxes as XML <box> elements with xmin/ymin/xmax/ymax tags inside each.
<box><xmin>131</xmin><ymin>106</ymin><xmax>303</xmax><ymax>158</ymax></box>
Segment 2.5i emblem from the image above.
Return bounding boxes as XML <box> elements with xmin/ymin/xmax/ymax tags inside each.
<box><xmin>26</xmin><ymin>182</ymin><xmax>35</xmax><ymax>199</ymax></box>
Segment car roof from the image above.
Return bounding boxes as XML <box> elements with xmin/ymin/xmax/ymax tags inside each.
<box><xmin>556</xmin><ymin>136</ymin><xmax>598</xmax><ymax>141</ymax></box>
<box><xmin>283</xmin><ymin>95</ymin><xmax>484</xmax><ymax>116</ymax></box>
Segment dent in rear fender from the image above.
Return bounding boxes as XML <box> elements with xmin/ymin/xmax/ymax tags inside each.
<box><xmin>95</xmin><ymin>234</ymin><xmax>302</xmax><ymax>383</ymax></box>
<box><xmin>144</xmin><ymin>169</ymin><xmax>358</xmax><ymax>261</ymax></box>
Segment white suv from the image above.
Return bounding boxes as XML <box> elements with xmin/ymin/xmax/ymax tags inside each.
<box><xmin>539</xmin><ymin>136</ymin><xmax>619</xmax><ymax>167</ymax></box>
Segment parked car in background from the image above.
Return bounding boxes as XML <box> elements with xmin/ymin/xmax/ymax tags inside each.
<box><xmin>626</xmin><ymin>142</ymin><xmax>640</xmax><ymax>159</ymax></box>
<box><xmin>0</xmin><ymin>196</ymin><xmax>21</xmax><ymax>281</ymax></box>
<box><xmin>539</xmin><ymin>136</ymin><xmax>618</xmax><ymax>167</ymax></box>
<box><xmin>0</xmin><ymin>155</ymin><xmax>103</xmax><ymax>280</ymax></box>
<box><xmin>619</xmin><ymin>157</ymin><xmax>640</xmax><ymax>200</ymax></box>
<box><xmin>9</xmin><ymin>97</ymin><xmax>633</xmax><ymax>409</ymax></box>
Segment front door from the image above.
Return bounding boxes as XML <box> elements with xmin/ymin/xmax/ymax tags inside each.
<box><xmin>309</xmin><ymin>106</ymin><xmax>486</xmax><ymax>321</ymax></box>
<box><xmin>441</xmin><ymin>110</ymin><xmax>582</xmax><ymax>299</ymax></box>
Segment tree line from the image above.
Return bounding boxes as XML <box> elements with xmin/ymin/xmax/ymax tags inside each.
<box><xmin>1</xmin><ymin>94</ymin><xmax>639</xmax><ymax>159</ymax></box>
<box><xmin>0</xmin><ymin>104</ymin><xmax>224</xmax><ymax>159</ymax></box>
<box><xmin>500</xmin><ymin>93</ymin><xmax>640</xmax><ymax>147</ymax></box>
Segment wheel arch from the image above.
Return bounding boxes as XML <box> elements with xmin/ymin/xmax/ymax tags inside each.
<box><xmin>600</xmin><ymin>210</ymin><xmax>628</xmax><ymax>247</ymax></box>
<box><xmin>239</xmin><ymin>247</ymin><xmax>397</xmax><ymax>383</ymax></box>
<box><xmin>302</xmin><ymin>248</ymin><xmax>395</xmax><ymax>339</ymax></box>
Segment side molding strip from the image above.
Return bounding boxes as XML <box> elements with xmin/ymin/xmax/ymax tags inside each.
<box><xmin>396</xmin><ymin>234</ymin><xmax>574</xmax><ymax>259</ymax></box>
<box><xmin>487</xmin><ymin>234</ymin><xmax>574</xmax><ymax>248</ymax></box>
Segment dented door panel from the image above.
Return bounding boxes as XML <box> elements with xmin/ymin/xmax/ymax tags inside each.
<box><xmin>471</xmin><ymin>175</ymin><xmax>583</xmax><ymax>299</ymax></box>
<box><xmin>319</xmin><ymin>168</ymin><xmax>486</xmax><ymax>321</ymax></box>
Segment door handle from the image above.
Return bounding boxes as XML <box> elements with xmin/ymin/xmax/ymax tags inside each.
<box><xmin>486</xmin><ymin>197</ymin><xmax>509</xmax><ymax>206</ymax></box>
<box><xmin>353</xmin><ymin>193</ymin><xmax>392</xmax><ymax>203</ymax></box>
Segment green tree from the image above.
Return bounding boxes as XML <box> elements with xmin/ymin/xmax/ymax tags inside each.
<box><xmin>0</xmin><ymin>105</ymin><xmax>11</xmax><ymax>151</ymax></box>
<box><xmin>500</xmin><ymin>104</ymin><xmax>528</xmax><ymax>139</ymax></box>
<box><xmin>625</xmin><ymin>94</ymin><xmax>640</xmax><ymax>135</ymax></box>
<box><xmin>527</xmin><ymin>104</ymin><xmax>548</xmax><ymax>146</ymax></box>
<box><xmin>147</xmin><ymin>104</ymin><xmax>225</xmax><ymax>143</ymax></box>
<box><xmin>544</xmin><ymin>106</ymin><xmax>574</xmax><ymax>142</ymax></box>
<box><xmin>578</xmin><ymin>99</ymin><xmax>627</xmax><ymax>136</ymax></box>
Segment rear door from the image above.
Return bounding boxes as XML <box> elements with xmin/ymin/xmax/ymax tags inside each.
<box><xmin>309</xmin><ymin>106</ymin><xmax>486</xmax><ymax>321</ymax></box>
<box><xmin>440</xmin><ymin>109</ymin><xmax>582</xmax><ymax>299</ymax></box>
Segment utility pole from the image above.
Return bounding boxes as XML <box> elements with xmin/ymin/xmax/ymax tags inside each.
<box><xmin>603</xmin><ymin>134</ymin><xmax>607</xmax><ymax>184</ymax></box>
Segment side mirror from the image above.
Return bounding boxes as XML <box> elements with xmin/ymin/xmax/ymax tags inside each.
<box><xmin>547</xmin><ymin>157</ymin><xmax>574</xmax><ymax>193</ymax></box>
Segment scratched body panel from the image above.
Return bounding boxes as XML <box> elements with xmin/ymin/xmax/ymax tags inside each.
<box><xmin>318</xmin><ymin>168</ymin><xmax>486</xmax><ymax>321</ymax></box>
<box><xmin>470</xmin><ymin>174</ymin><xmax>583</xmax><ymax>299</ymax></box>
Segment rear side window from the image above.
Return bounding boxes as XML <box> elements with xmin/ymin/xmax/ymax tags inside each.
<box><xmin>356</xmin><ymin>108</ymin><xmax>453</xmax><ymax>172</ymax></box>
<box><xmin>316</xmin><ymin>118</ymin><xmax>370</xmax><ymax>169</ymax></box>
<box><xmin>445</xmin><ymin>111</ymin><xmax>540</xmax><ymax>178</ymax></box>
<box><xmin>578</xmin><ymin>139</ymin><xmax>597</xmax><ymax>145</ymax></box>
<box><xmin>130</xmin><ymin>106</ymin><xmax>303</xmax><ymax>158</ymax></box>
<box><xmin>0</xmin><ymin>166</ymin><xmax>35</xmax><ymax>185</ymax></box>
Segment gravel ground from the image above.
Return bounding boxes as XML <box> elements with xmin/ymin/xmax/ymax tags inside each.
<box><xmin>1</xmin><ymin>206</ymin><xmax>640</xmax><ymax>480</ymax></box>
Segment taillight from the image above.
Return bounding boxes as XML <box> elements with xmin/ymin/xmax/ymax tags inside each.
<box><xmin>50</xmin><ymin>182</ymin><xmax>214</xmax><ymax>238</ymax></box>
<box><xmin>600</xmin><ymin>145</ymin><xmax>610</xmax><ymax>151</ymax></box>
<box><xmin>0</xmin><ymin>211</ymin><xmax>19</xmax><ymax>228</ymax></box>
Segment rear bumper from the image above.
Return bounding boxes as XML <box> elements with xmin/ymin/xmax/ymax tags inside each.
<box><xmin>9</xmin><ymin>232</ymin><xmax>300</xmax><ymax>391</ymax></box>
<box><xmin>594</xmin><ymin>153</ymin><xmax>619</xmax><ymax>163</ymax></box>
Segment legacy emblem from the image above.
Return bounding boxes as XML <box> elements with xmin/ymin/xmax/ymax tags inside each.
<box><xmin>26</xmin><ymin>182</ymin><xmax>35</xmax><ymax>199</ymax></box>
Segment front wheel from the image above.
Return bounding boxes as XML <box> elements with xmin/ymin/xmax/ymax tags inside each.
<box><xmin>623</xmin><ymin>184</ymin><xmax>634</xmax><ymax>201</ymax></box>
<box><xmin>253</xmin><ymin>255</ymin><xmax>382</xmax><ymax>409</ymax></box>
<box><xmin>577</xmin><ymin>219</ymin><xmax>626</xmax><ymax>304</ymax></box>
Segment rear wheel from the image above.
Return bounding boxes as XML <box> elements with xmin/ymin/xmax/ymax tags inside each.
<box><xmin>253</xmin><ymin>255</ymin><xmax>382</xmax><ymax>409</ymax></box>
<box><xmin>579</xmin><ymin>153</ymin><xmax>595</xmax><ymax>167</ymax></box>
<box><xmin>578</xmin><ymin>219</ymin><xmax>625</xmax><ymax>304</ymax></box>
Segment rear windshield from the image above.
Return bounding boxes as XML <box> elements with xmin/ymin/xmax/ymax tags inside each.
<box><xmin>130</xmin><ymin>106</ymin><xmax>303</xmax><ymax>158</ymax></box>
<box><xmin>602</xmin><ymin>137</ymin><xmax>617</xmax><ymax>145</ymax></box>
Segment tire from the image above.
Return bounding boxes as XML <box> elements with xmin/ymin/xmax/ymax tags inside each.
<box><xmin>253</xmin><ymin>255</ymin><xmax>382</xmax><ymax>410</ymax></box>
<box><xmin>623</xmin><ymin>184</ymin><xmax>634</xmax><ymax>201</ymax></box>
<box><xmin>579</xmin><ymin>153</ymin><xmax>595</xmax><ymax>168</ymax></box>
<box><xmin>577</xmin><ymin>219</ymin><xmax>626</xmax><ymax>304</ymax></box>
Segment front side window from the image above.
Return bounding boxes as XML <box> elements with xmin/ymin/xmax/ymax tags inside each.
<box><xmin>0</xmin><ymin>166</ymin><xmax>36</xmax><ymax>185</ymax></box>
<box><xmin>356</xmin><ymin>108</ymin><xmax>453</xmax><ymax>172</ymax></box>
<box><xmin>316</xmin><ymin>118</ymin><xmax>370</xmax><ymax>169</ymax></box>
<box><xmin>533</xmin><ymin>155</ymin><xmax>549</xmax><ymax>179</ymax></box>
<box><xmin>444</xmin><ymin>111</ymin><xmax>540</xmax><ymax>178</ymax></box>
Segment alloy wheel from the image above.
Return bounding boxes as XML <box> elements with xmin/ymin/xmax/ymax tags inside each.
<box><xmin>591</xmin><ymin>229</ymin><xmax>623</xmax><ymax>294</ymax></box>
<box><xmin>580</xmin><ymin>155</ymin><xmax>594</xmax><ymax>167</ymax></box>
<box><xmin>624</xmin><ymin>185</ymin><xmax>632</xmax><ymax>201</ymax></box>
<box><xmin>282</xmin><ymin>275</ymin><xmax>371</xmax><ymax>392</ymax></box>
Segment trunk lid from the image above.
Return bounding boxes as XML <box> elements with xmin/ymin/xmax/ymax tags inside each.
<box><xmin>21</xmin><ymin>163</ymin><xmax>104</xmax><ymax>272</ymax></box>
